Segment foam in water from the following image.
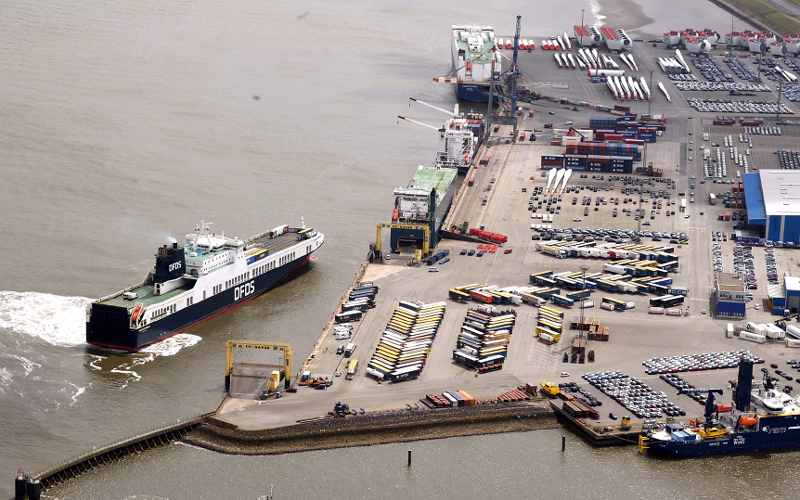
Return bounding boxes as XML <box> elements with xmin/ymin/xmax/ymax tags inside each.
<box><xmin>0</xmin><ymin>367</ymin><xmax>12</xmax><ymax>393</ymax></box>
<box><xmin>0</xmin><ymin>291</ymin><xmax>91</xmax><ymax>346</ymax></box>
<box><xmin>591</xmin><ymin>0</ymin><xmax>606</xmax><ymax>29</ymax></box>
<box><xmin>111</xmin><ymin>334</ymin><xmax>201</xmax><ymax>389</ymax></box>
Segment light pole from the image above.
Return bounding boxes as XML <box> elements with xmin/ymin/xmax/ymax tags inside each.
<box><xmin>647</xmin><ymin>69</ymin><xmax>654</xmax><ymax>117</ymax></box>
<box><xmin>581</xmin><ymin>10</ymin><xmax>585</xmax><ymax>46</ymax></box>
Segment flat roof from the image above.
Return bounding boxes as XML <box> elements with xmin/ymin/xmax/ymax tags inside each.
<box><xmin>759</xmin><ymin>170</ymin><xmax>800</xmax><ymax>217</ymax></box>
<box><xmin>743</xmin><ymin>172</ymin><xmax>766</xmax><ymax>226</ymax></box>
<box><xmin>716</xmin><ymin>272</ymin><xmax>744</xmax><ymax>290</ymax></box>
<box><xmin>786</xmin><ymin>276</ymin><xmax>800</xmax><ymax>293</ymax></box>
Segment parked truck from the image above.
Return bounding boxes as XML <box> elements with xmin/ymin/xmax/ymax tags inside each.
<box><xmin>541</xmin><ymin>246</ymin><xmax>567</xmax><ymax>259</ymax></box>
<box><xmin>709</xmin><ymin>193</ymin><xmax>716</xmax><ymax>205</ymax></box>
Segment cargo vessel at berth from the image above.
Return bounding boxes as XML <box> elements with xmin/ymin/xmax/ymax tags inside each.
<box><xmin>644</xmin><ymin>358</ymin><xmax>800</xmax><ymax>457</ymax></box>
<box><xmin>390</xmin><ymin>166</ymin><xmax>457</xmax><ymax>253</ymax></box>
<box><xmin>451</xmin><ymin>25</ymin><xmax>501</xmax><ymax>102</ymax></box>
<box><xmin>86</xmin><ymin>221</ymin><xmax>324</xmax><ymax>350</ymax></box>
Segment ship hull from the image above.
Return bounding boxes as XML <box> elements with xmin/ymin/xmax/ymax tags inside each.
<box><xmin>455</xmin><ymin>83</ymin><xmax>490</xmax><ymax>102</ymax></box>
<box><xmin>647</xmin><ymin>414</ymin><xmax>800</xmax><ymax>457</ymax></box>
<box><xmin>86</xmin><ymin>255</ymin><xmax>312</xmax><ymax>351</ymax></box>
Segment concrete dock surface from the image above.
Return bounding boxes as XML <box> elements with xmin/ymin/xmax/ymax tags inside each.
<box><xmin>214</xmin><ymin>34</ymin><xmax>800</xmax><ymax>437</ymax></box>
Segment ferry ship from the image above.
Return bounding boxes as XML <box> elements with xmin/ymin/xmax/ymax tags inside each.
<box><xmin>451</xmin><ymin>25</ymin><xmax>501</xmax><ymax>102</ymax></box>
<box><xmin>390</xmin><ymin>166</ymin><xmax>457</xmax><ymax>253</ymax></box>
<box><xmin>644</xmin><ymin>358</ymin><xmax>800</xmax><ymax>457</ymax></box>
<box><xmin>86</xmin><ymin>220</ymin><xmax>324</xmax><ymax>350</ymax></box>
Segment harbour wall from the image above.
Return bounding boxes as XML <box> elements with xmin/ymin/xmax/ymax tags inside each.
<box><xmin>185</xmin><ymin>400</ymin><xmax>558</xmax><ymax>455</ymax></box>
<box><xmin>24</xmin><ymin>413</ymin><xmax>213</xmax><ymax>495</ymax></box>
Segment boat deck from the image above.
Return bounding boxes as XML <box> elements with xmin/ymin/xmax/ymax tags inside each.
<box><xmin>99</xmin><ymin>281</ymin><xmax>192</xmax><ymax>309</ymax></box>
<box><xmin>248</xmin><ymin>229</ymin><xmax>305</xmax><ymax>254</ymax></box>
<box><xmin>97</xmin><ymin>228</ymin><xmax>306</xmax><ymax>309</ymax></box>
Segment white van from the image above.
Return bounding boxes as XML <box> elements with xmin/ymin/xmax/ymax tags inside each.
<box><xmin>337</xmin><ymin>323</ymin><xmax>354</xmax><ymax>331</ymax></box>
<box><xmin>334</xmin><ymin>329</ymin><xmax>352</xmax><ymax>340</ymax></box>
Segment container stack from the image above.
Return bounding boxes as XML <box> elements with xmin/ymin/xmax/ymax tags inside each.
<box><xmin>468</xmin><ymin>228</ymin><xmax>508</xmax><ymax>243</ymax></box>
<box><xmin>365</xmin><ymin>301</ymin><xmax>445</xmax><ymax>383</ymax></box>
<box><xmin>590</xmin><ymin>116</ymin><xmax>617</xmax><ymax>129</ymax></box>
<box><xmin>564</xmin><ymin>142</ymin><xmax>641</xmax><ymax>160</ymax></box>
<box><xmin>495</xmin><ymin>389</ymin><xmax>531</xmax><ymax>402</ymax></box>
<box><xmin>426</xmin><ymin>390</ymin><xmax>476</xmax><ymax>407</ymax></box>
<box><xmin>453</xmin><ymin>307</ymin><xmax>516</xmax><ymax>371</ymax></box>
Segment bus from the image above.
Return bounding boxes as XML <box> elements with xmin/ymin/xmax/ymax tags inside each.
<box><xmin>650</xmin><ymin>295</ymin><xmax>685</xmax><ymax>308</ymax></box>
<box><xmin>540</xmin><ymin>306</ymin><xmax>564</xmax><ymax>319</ymax></box>
<box><xmin>601</xmin><ymin>296</ymin><xmax>629</xmax><ymax>310</ymax></box>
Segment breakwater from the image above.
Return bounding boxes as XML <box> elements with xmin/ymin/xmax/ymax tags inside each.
<box><xmin>185</xmin><ymin>401</ymin><xmax>558</xmax><ymax>455</ymax></box>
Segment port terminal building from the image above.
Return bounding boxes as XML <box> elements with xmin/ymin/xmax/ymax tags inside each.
<box><xmin>743</xmin><ymin>170</ymin><xmax>800</xmax><ymax>244</ymax></box>
<box><xmin>769</xmin><ymin>276</ymin><xmax>800</xmax><ymax>316</ymax></box>
<box><xmin>715</xmin><ymin>272</ymin><xmax>746</xmax><ymax>318</ymax></box>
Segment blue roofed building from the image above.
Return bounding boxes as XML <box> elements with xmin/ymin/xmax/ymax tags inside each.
<box><xmin>742</xmin><ymin>171</ymin><xmax>800</xmax><ymax>244</ymax></box>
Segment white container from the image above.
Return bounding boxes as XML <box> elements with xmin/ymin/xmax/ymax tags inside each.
<box><xmin>787</xmin><ymin>339</ymin><xmax>800</xmax><ymax>348</ymax></box>
<box><xmin>649</xmin><ymin>307</ymin><xmax>665</xmax><ymax>315</ymax></box>
<box><xmin>726</xmin><ymin>323</ymin><xmax>734</xmax><ymax>338</ymax></box>
<box><xmin>740</xmin><ymin>331</ymin><xmax>766</xmax><ymax>344</ymax></box>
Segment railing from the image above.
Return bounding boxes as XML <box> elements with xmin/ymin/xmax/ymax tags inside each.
<box><xmin>95</xmin><ymin>281</ymin><xmax>147</xmax><ymax>303</ymax></box>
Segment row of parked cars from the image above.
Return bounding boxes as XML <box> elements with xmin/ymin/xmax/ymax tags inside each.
<box><xmin>531</xmin><ymin>226</ymin><xmax>688</xmax><ymax>244</ymax></box>
<box><xmin>583</xmin><ymin>371</ymin><xmax>684</xmax><ymax>419</ymax></box>
<box><xmin>776</xmin><ymin>149</ymin><xmax>800</xmax><ymax>170</ymax></box>
<box><xmin>765</xmin><ymin>247</ymin><xmax>780</xmax><ymax>286</ymax></box>
<box><xmin>732</xmin><ymin>243</ymin><xmax>758</xmax><ymax>290</ymax></box>
<box><xmin>712</xmin><ymin>242</ymin><xmax>725</xmax><ymax>275</ymax></box>
<box><xmin>724</xmin><ymin>57</ymin><xmax>760</xmax><ymax>82</ymax></box>
<box><xmin>687</xmin><ymin>97</ymin><xmax>794</xmax><ymax>114</ymax></box>
<box><xmin>642</xmin><ymin>350</ymin><xmax>763</xmax><ymax>375</ymax></box>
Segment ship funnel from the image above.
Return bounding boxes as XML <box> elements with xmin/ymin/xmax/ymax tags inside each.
<box><xmin>169</xmin><ymin>236</ymin><xmax>178</xmax><ymax>249</ymax></box>
<box><xmin>735</xmin><ymin>357</ymin><xmax>754</xmax><ymax>412</ymax></box>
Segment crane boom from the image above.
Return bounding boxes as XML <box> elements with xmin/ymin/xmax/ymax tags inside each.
<box><xmin>397</xmin><ymin>116</ymin><xmax>443</xmax><ymax>132</ymax></box>
<box><xmin>409</xmin><ymin>98</ymin><xmax>458</xmax><ymax>118</ymax></box>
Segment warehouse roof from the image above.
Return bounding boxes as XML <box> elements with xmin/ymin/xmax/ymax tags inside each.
<box><xmin>760</xmin><ymin>170</ymin><xmax>800</xmax><ymax>217</ymax></box>
<box><xmin>743</xmin><ymin>172</ymin><xmax>765</xmax><ymax>226</ymax></box>
<box><xmin>786</xmin><ymin>276</ymin><xmax>800</xmax><ymax>293</ymax></box>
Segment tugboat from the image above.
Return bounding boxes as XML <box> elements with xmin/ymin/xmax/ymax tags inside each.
<box><xmin>643</xmin><ymin>357</ymin><xmax>800</xmax><ymax>457</ymax></box>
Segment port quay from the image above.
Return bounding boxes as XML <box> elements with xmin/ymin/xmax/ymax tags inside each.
<box><xmin>19</xmin><ymin>22</ymin><xmax>800</xmax><ymax>498</ymax></box>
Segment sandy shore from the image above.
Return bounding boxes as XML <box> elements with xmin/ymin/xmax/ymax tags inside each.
<box><xmin>185</xmin><ymin>401</ymin><xmax>559</xmax><ymax>455</ymax></box>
